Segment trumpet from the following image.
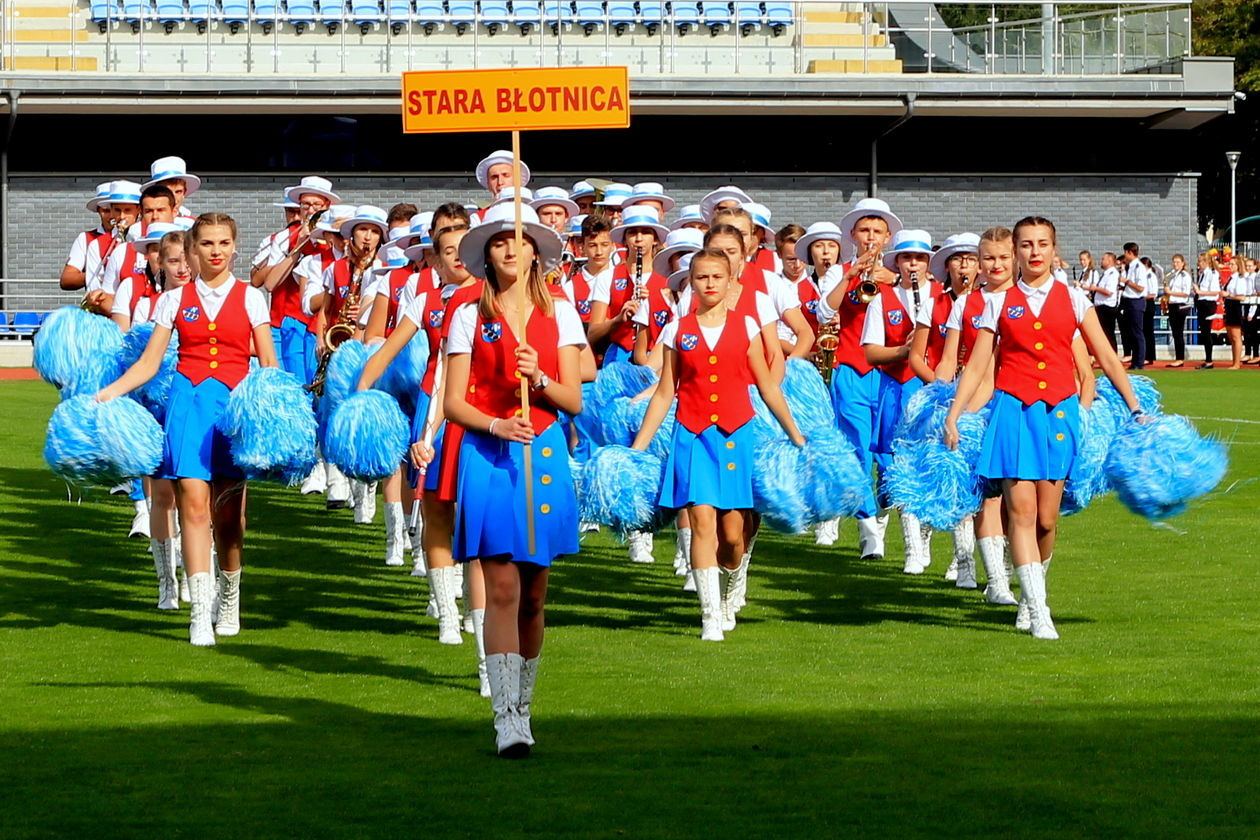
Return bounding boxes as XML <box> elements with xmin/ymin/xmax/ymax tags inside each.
<box><xmin>856</xmin><ymin>242</ymin><xmax>882</xmax><ymax>304</ymax></box>
<box><xmin>80</xmin><ymin>220</ymin><xmax>130</xmax><ymax>311</ymax></box>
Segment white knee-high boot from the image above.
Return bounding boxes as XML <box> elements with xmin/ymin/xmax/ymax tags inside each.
<box><xmin>485</xmin><ymin>652</ymin><xmax>529</xmax><ymax>758</ymax></box>
<box><xmin>694</xmin><ymin>566</ymin><xmax>724</xmax><ymax>642</ymax></box>
<box><xmin>1014</xmin><ymin>562</ymin><xmax>1058</xmax><ymax>640</ymax></box>
<box><xmin>857</xmin><ymin>511</ymin><xmax>889</xmax><ymax>559</ymax></box>
<box><xmin>383</xmin><ymin>501</ymin><xmax>406</xmax><ymax>567</ymax></box>
<box><xmin>214</xmin><ymin>568</ymin><xmax>241</xmax><ymax>637</ymax></box>
<box><xmin>952</xmin><ymin>519</ymin><xmax>978</xmax><ymax>589</ymax></box>
<box><xmin>188</xmin><ymin>572</ymin><xmax>216</xmax><ymax>647</ymax></box>
<box><xmin>518</xmin><ymin>655</ymin><xmax>539</xmax><ymax>746</ymax></box>
<box><xmin>152</xmin><ymin>539</ymin><xmax>178</xmax><ymax>610</ymax></box>
<box><xmin>673</xmin><ymin>528</ymin><xmax>691</xmax><ymax>575</ymax></box>
<box><xmin>900</xmin><ymin>512</ymin><xmax>927</xmax><ymax>574</ymax></box>
<box><xmin>1016</xmin><ymin>553</ymin><xmax>1051</xmax><ymax>630</ymax></box>
<box><xmin>978</xmin><ymin>535</ymin><xmax>1018</xmax><ymax>605</ymax></box>
<box><xmin>428</xmin><ymin>565</ymin><xmax>462</xmax><ymax>645</ymax></box>
<box><xmin>471</xmin><ymin>608</ymin><xmax>490</xmax><ymax>698</ymax></box>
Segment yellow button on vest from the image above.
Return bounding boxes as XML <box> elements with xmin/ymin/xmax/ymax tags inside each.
<box><xmin>708</xmin><ymin>355</ymin><xmax>718</xmax><ymax>365</ymax></box>
<box><xmin>1038</xmin><ymin>381</ymin><xmax>1047</xmax><ymax>389</ymax></box>
<box><xmin>468</xmin><ymin>384</ymin><xmax>476</xmax><ymax>394</ymax></box>
<box><xmin>709</xmin><ymin>374</ymin><xmax>718</xmax><ymax>383</ymax></box>
<box><xmin>1056</xmin><ymin>433</ymin><xmax>1065</xmax><ymax>441</ymax></box>
<box><xmin>709</xmin><ymin>413</ymin><xmax>719</xmax><ymax>423</ymax></box>
<box><xmin>514</xmin><ymin>371</ymin><xmax>522</xmax><ymax>379</ymax></box>
<box><xmin>541</xmin><ymin>447</ymin><xmax>552</xmax><ymax>457</ymax></box>
<box><xmin>1056</xmin><ymin>410</ymin><xmax>1065</xmax><ymax>419</ymax></box>
<box><xmin>540</xmin><ymin>475</ymin><xmax>552</xmax><ymax>485</ymax></box>
<box><xmin>208</xmin><ymin>337</ymin><xmax>217</xmax><ymax>345</ymax></box>
<box><xmin>1037</xmin><ymin>361</ymin><xmax>1046</xmax><ymax>370</ymax></box>
<box><xmin>709</xmin><ymin>394</ymin><xmax>719</xmax><ymax>402</ymax></box>
<box><xmin>207</xmin><ymin>323</ymin><xmax>217</xmax><ymax>331</ymax></box>
<box><xmin>514</xmin><ymin>408</ymin><xmax>522</xmax><ymax>417</ymax></box>
<box><xmin>1034</xmin><ymin>342</ymin><xmax>1044</xmax><ymax>350</ymax></box>
<box><xmin>539</xmin><ymin>504</ymin><xmax>551</xmax><ymax>514</ymax></box>
<box><xmin>210</xmin><ymin>347</ymin><xmax>219</xmax><ymax>356</ymax></box>
<box><xmin>209</xmin><ymin>361</ymin><xmax>219</xmax><ymax>369</ymax></box>
<box><xmin>1033</xmin><ymin>321</ymin><xmax>1042</xmax><ymax>330</ymax></box>
<box><xmin>726</xmin><ymin>463</ymin><xmax>736</xmax><ymax>471</ymax></box>
<box><xmin>725</xmin><ymin>441</ymin><xmax>735</xmax><ymax>450</ymax></box>
<box><xmin>514</xmin><ymin>388</ymin><xmax>522</xmax><ymax>398</ymax></box>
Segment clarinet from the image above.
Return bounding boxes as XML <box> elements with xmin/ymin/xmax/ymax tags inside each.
<box><xmin>909</xmin><ymin>270</ymin><xmax>922</xmax><ymax>319</ymax></box>
<box><xmin>632</xmin><ymin>247</ymin><xmax>645</xmax><ymax>333</ymax></box>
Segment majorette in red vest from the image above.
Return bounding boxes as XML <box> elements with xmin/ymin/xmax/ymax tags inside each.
<box><xmin>174</xmin><ymin>280</ymin><xmax>253</xmax><ymax>389</ymax></box>
<box><xmin>467</xmin><ymin>307</ymin><xmax>562</xmax><ymax>436</ymax></box>
<box><xmin>672</xmin><ymin>311</ymin><xmax>756</xmax><ymax>435</ymax></box>
<box><xmin>381</xmin><ymin>264</ymin><xmax>416</xmax><ymax>337</ymax></box>
<box><xmin>993</xmin><ymin>280</ymin><xmax>1078</xmax><ymax>407</ymax></box>
<box><xmin>271</xmin><ymin>224</ymin><xmax>328</xmax><ymax>330</ymax></box>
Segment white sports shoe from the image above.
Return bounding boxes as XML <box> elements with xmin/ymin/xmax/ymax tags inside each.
<box><xmin>627</xmin><ymin>530</ymin><xmax>655</xmax><ymax>563</ymax></box>
<box><xmin>300</xmin><ymin>460</ymin><xmax>328</xmax><ymax>495</ymax></box>
<box><xmin>814</xmin><ymin>517</ymin><xmax>840</xmax><ymax>546</ymax></box>
<box><xmin>383</xmin><ymin>502</ymin><xmax>406</xmax><ymax>567</ymax></box>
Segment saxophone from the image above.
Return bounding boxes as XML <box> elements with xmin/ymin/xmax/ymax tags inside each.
<box><xmin>306</xmin><ymin>245</ymin><xmax>374</xmax><ymax>395</ymax></box>
<box><xmin>812</xmin><ymin>268</ymin><xmax>840</xmax><ymax>384</ymax></box>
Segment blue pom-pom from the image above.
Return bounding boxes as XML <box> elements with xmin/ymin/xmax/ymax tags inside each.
<box><xmin>747</xmin><ymin>386</ymin><xmax>782</xmax><ymax>446</ymax></box>
<box><xmin>44</xmin><ymin>395</ymin><xmax>163</xmax><ymax>486</ymax></box>
<box><xmin>646</xmin><ymin>401</ymin><xmax>677</xmax><ymax>462</ymax></box>
<box><xmin>577</xmin><ymin>445</ymin><xmax>665</xmax><ymax>535</ymax></box>
<box><xmin>752</xmin><ymin>439</ymin><xmax>811</xmax><ymax>533</ymax></box>
<box><xmin>601</xmin><ymin>396</ymin><xmax>641</xmax><ymax>448</ymax></box>
<box><xmin>324</xmin><ymin>340</ymin><xmax>371</xmax><ymax>411</ymax></box>
<box><xmin>780</xmin><ymin>358</ymin><xmax>837</xmax><ymax>436</ymax></box>
<box><xmin>885</xmin><ymin>405</ymin><xmax>988</xmax><ymax>529</ymax></box>
<box><xmin>572</xmin><ymin>381</ymin><xmax>605</xmax><ymax>450</ymax></box>
<box><xmin>218</xmin><ymin>367</ymin><xmax>318</xmax><ymax>485</ymax></box>
<box><xmin>1061</xmin><ymin>401</ymin><xmax>1118</xmax><ymax>515</ymax></box>
<box><xmin>378</xmin><ymin>330</ymin><xmax>430</xmax><ymax>418</ymax></box>
<box><xmin>894</xmin><ymin>380</ymin><xmax>956</xmax><ymax>443</ymax></box>
<box><xmin>802</xmin><ymin>427</ymin><xmax>869</xmax><ymax>524</ymax></box>
<box><xmin>115</xmin><ymin>323</ymin><xmax>180</xmax><ymax>422</ymax></box>
<box><xmin>1096</xmin><ymin>374</ymin><xmax>1162</xmax><ymax>424</ymax></box>
<box><xmin>33</xmin><ymin>307</ymin><xmax>124</xmax><ymax>399</ymax></box>
<box><xmin>325</xmin><ymin>390</ymin><xmax>410</xmax><ymax>481</ymax></box>
<box><xmin>591</xmin><ymin>361</ymin><xmax>657</xmax><ymax>412</ymax></box>
<box><xmin>1106</xmin><ymin>414</ymin><xmax>1228</xmax><ymax>520</ymax></box>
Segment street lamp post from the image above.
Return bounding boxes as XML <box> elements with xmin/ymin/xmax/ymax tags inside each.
<box><xmin>1226</xmin><ymin>150</ymin><xmax>1241</xmax><ymax>253</ymax></box>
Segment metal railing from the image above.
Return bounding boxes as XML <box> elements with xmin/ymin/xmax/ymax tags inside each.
<box><xmin>0</xmin><ymin>278</ymin><xmax>82</xmax><ymax>342</ymax></box>
<box><xmin>0</xmin><ymin>1</ymin><xmax>1193</xmax><ymax>76</ymax></box>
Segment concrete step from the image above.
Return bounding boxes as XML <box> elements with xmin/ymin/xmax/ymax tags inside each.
<box><xmin>802</xmin><ymin>32</ymin><xmax>887</xmax><ymax>47</ymax></box>
<box><xmin>807</xmin><ymin>58</ymin><xmax>903</xmax><ymax>73</ymax></box>
<box><xmin>10</xmin><ymin>55</ymin><xmax>99</xmax><ymax>69</ymax></box>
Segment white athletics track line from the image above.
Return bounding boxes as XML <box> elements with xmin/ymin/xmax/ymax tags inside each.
<box><xmin>1188</xmin><ymin>415</ymin><xmax>1260</xmax><ymax>425</ymax></box>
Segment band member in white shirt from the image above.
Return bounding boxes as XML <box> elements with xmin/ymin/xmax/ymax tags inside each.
<box><xmin>1163</xmin><ymin>254</ymin><xmax>1194</xmax><ymax>367</ymax></box>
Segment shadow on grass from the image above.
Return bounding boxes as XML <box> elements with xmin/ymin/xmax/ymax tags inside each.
<box><xmin>0</xmin><ymin>682</ymin><xmax>1254</xmax><ymax>838</ymax></box>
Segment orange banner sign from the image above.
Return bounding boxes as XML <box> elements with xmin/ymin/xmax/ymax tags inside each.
<box><xmin>402</xmin><ymin>66</ymin><xmax>630</xmax><ymax>134</ymax></box>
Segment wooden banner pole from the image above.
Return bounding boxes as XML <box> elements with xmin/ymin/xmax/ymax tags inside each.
<box><xmin>512</xmin><ymin>129</ymin><xmax>537</xmax><ymax>556</ymax></box>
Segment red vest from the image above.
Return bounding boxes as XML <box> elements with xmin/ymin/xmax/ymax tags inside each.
<box><xmin>993</xmin><ymin>282</ymin><xmax>1078</xmax><ymax>407</ymax></box>
<box><xmin>570</xmin><ymin>271</ymin><xmax>593</xmax><ymax>323</ymax></box>
<box><xmin>924</xmin><ymin>287</ymin><xmax>953</xmax><ymax>373</ymax></box>
<box><xmin>792</xmin><ymin>275</ymin><xmax>821</xmax><ymax>343</ymax></box>
<box><xmin>832</xmin><ymin>264</ymin><xmax>874</xmax><ymax>376</ymax></box>
<box><xmin>94</xmin><ymin>230</ymin><xmax>115</xmax><ymax>259</ymax></box>
<box><xmin>466</xmin><ymin>306</ymin><xmax>561</xmax><ymax>435</ymax></box>
<box><xmin>753</xmin><ymin>247</ymin><xmax>777</xmax><ymax>273</ymax></box>
<box><xmin>642</xmin><ymin>274</ymin><xmax>673</xmax><ymax>349</ymax></box>
<box><xmin>957</xmin><ymin>290</ymin><xmax>988</xmax><ymax>368</ymax></box>
<box><xmin>270</xmin><ymin>229</ymin><xmax>327</xmax><ymax>329</ymax></box>
<box><xmin>411</xmin><ymin>286</ymin><xmax>446</xmax><ymax>395</ymax></box>
<box><xmin>605</xmin><ymin>263</ymin><xmax>639</xmax><ymax>351</ymax></box>
<box><xmin>383</xmin><ymin>267</ymin><xmax>417</xmax><ymax>336</ymax></box>
<box><xmin>876</xmin><ymin>284</ymin><xmax>916</xmax><ymax>385</ymax></box>
<box><xmin>128</xmin><ymin>271</ymin><xmax>158</xmax><ymax>321</ymax></box>
<box><xmin>174</xmin><ymin>280</ymin><xmax>253</xmax><ymax>388</ymax></box>
<box><xmin>674</xmin><ymin>312</ymin><xmax>755</xmax><ymax>435</ymax></box>
<box><xmin>442</xmin><ymin>281</ymin><xmax>485</xmax><ymax>340</ymax></box>
<box><xmin>740</xmin><ymin>261</ymin><xmax>768</xmax><ymax>295</ymax></box>
<box><xmin>118</xmin><ymin>244</ymin><xmax>146</xmax><ymax>290</ymax></box>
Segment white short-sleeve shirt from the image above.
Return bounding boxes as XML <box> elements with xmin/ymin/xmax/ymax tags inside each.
<box><xmin>861</xmin><ymin>285</ymin><xmax>926</xmax><ymax>347</ymax></box>
<box><xmin>110</xmin><ymin>277</ymin><xmax>156</xmax><ymax>326</ymax></box>
<box><xmin>585</xmin><ymin>265</ymin><xmax>619</xmax><ymax>305</ymax></box>
<box><xmin>1094</xmin><ymin>267</ymin><xmax>1121</xmax><ymax>308</ymax></box>
<box><xmin>978</xmin><ymin>280</ymin><xmax>1092</xmax><ymax>333</ymax></box>
<box><xmin>151</xmin><ymin>276</ymin><xmax>270</xmax><ymax>329</ymax></box>
<box><xmin>446</xmin><ymin>300</ymin><xmax>588</xmax><ymax>356</ymax></box>
<box><xmin>65</xmin><ymin>227</ymin><xmax>107</xmax><ymax>274</ymax></box>
<box><xmin>659</xmin><ymin>315</ymin><xmax>760</xmax><ymax>351</ymax></box>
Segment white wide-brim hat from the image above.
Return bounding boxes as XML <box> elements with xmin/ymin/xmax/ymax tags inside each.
<box><xmin>142</xmin><ymin>156</ymin><xmax>202</xmax><ymax>196</ymax></box>
<box><xmin>743</xmin><ymin>202</ymin><xmax>774</xmax><ymax>242</ymax></box>
<box><xmin>273</xmin><ymin>197</ymin><xmax>301</xmax><ymax>209</ymax></box>
<box><xmin>285</xmin><ymin>175</ymin><xmax>340</xmax><ymax>205</ymax></box>
<box><xmin>87</xmin><ymin>181</ymin><xmax>114</xmax><ymax>211</ymax></box>
<box><xmin>929</xmin><ymin>232</ymin><xmax>981</xmax><ymax>281</ymax></box>
<box><xmin>840</xmin><ymin>198</ymin><xmax>903</xmax><ymax>262</ymax></box>
<box><xmin>653</xmin><ymin>227</ymin><xmax>704</xmax><ymax>277</ymax></box>
<box><xmin>700</xmin><ymin>185</ymin><xmax>752</xmax><ymax>222</ymax></box>
<box><xmin>667</xmin><ymin>252</ymin><xmax>696</xmax><ymax>293</ymax></box>
<box><xmin>476</xmin><ymin>150</ymin><xmax>532</xmax><ymax>190</ymax></box>
<box><xmin>391</xmin><ymin>211</ymin><xmax>434</xmax><ymax>251</ymax></box>
<box><xmin>373</xmin><ymin>257</ymin><xmax>410</xmax><ymax>277</ymax></box>
<box><xmin>530</xmin><ymin>186</ymin><xmax>579</xmax><ymax>218</ymax></box>
<box><xmin>670</xmin><ymin>204</ymin><xmax>706</xmax><ymax>231</ymax></box>
<box><xmin>339</xmin><ymin>205</ymin><xmax>390</xmax><ymax>240</ymax></box>
<box><xmin>129</xmin><ymin>221</ymin><xmax>183</xmax><ymax>249</ymax></box>
<box><xmin>313</xmin><ymin>204</ymin><xmax>356</xmax><ymax>240</ymax></box>
<box><xmin>458</xmin><ymin>203</ymin><xmax>564</xmax><ymax>282</ymax></box>
<box><xmin>106</xmin><ymin>180</ymin><xmax>144</xmax><ymax>206</ymax></box>
<box><xmin>595</xmin><ymin>182</ymin><xmax>633</xmax><ymax>208</ymax></box>
<box><xmin>882</xmin><ymin>229</ymin><xmax>934</xmax><ymax>271</ymax></box>
<box><xmin>490</xmin><ymin>186</ymin><xmax>535</xmax><ymax>209</ymax></box>
<box><xmin>626</xmin><ymin>182</ymin><xmax>676</xmax><ymax>213</ymax></box>
<box><xmin>795</xmin><ymin>221</ymin><xmax>845</xmax><ymax>264</ymax></box>
<box><xmin>565</xmin><ymin>214</ymin><xmax>587</xmax><ymax>238</ymax></box>
<box><xmin>610</xmin><ymin>206</ymin><xmax>669</xmax><ymax>245</ymax></box>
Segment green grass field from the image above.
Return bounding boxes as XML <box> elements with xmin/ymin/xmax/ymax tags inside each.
<box><xmin>1</xmin><ymin>374</ymin><xmax>1258</xmax><ymax>839</ymax></box>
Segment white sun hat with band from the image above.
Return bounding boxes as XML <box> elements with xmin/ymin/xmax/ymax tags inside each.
<box><xmin>312</xmin><ymin>204</ymin><xmax>355</xmax><ymax>241</ymax></box>
<box><xmin>87</xmin><ymin>181</ymin><xmax>114</xmax><ymax>211</ymax></box>
<box><xmin>653</xmin><ymin>227</ymin><xmax>704</xmax><ymax>278</ymax></box>
<box><xmin>743</xmin><ymin>202</ymin><xmax>775</xmax><ymax>243</ymax></box>
<box><xmin>794</xmin><ymin>221</ymin><xmax>845</xmax><ymax>263</ymax></box>
<box><xmin>476</xmin><ymin>150</ymin><xmax>531</xmax><ymax>190</ymax></box>
<box><xmin>531</xmin><ymin>186</ymin><xmax>579</xmax><ymax>218</ymax></box>
<box><xmin>610</xmin><ymin>206</ymin><xmax>669</xmax><ymax>245</ymax></box>
<box><xmin>285</xmin><ymin>175</ymin><xmax>340</xmax><ymax>205</ymax></box>
<box><xmin>595</xmin><ymin>182</ymin><xmax>633</xmax><ymax>208</ymax></box>
<box><xmin>129</xmin><ymin>221</ymin><xmax>183</xmax><ymax>249</ymax></box>
<box><xmin>338</xmin><ymin>205</ymin><xmax>390</xmax><ymax>240</ymax></box>
<box><xmin>626</xmin><ymin>182</ymin><xmax>676</xmax><ymax>213</ymax></box>
<box><xmin>668</xmin><ymin>251</ymin><xmax>696</xmax><ymax>293</ymax></box>
<box><xmin>489</xmin><ymin>186</ymin><xmax>535</xmax><ymax>209</ymax></box>
<box><xmin>881</xmin><ymin>229</ymin><xmax>934</xmax><ymax>271</ymax></box>
<box><xmin>699</xmin><ymin>185</ymin><xmax>752</xmax><ymax>222</ymax></box>
<box><xmin>929</xmin><ymin>232</ymin><xmax>981</xmax><ymax>281</ymax></box>
<box><xmin>670</xmin><ymin>204</ymin><xmax>706</xmax><ymax>231</ymax></box>
<box><xmin>839</xmin><ymin>197</ymin><xmax>903</xmax><ymax>262</ymax></box>
<box><xmin>457</xmin><ymin>202</ymin><xmax>564</xmax><ymax>281</ymax></box>
<box><xmin>142</xmin><ymin>156</ymin><xmax>202</xmax><ymax>196</ymax></box>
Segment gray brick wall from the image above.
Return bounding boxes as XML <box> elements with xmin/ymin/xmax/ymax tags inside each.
<box><xmin>19</xmin><ymin>171</ymin><xmax>1201</xmax><ymax>284</ymax></box>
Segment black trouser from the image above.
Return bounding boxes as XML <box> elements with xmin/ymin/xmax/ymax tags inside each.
<box><xmin>1143</xmin><ymin>297</ymin><xmax>1157</xmax><ymax>363</ymax></box>
<box><xmin>1168</xmin><ymin>305</ymin><xmax>1190</xmax><ymax>360</ymax></box>
<box><xmin>1096</xmin><ymin>305</ymin><xmax>1119</xmax><ymax>351</ymax></box>
<box><xmin>1245</xmin><ymin>306</ymin><xmax>1260</xmax><ymax>357</ymax></box>
<box><xmin>1120</xmin><ymin>297</ymin><xmax>1146</xmax><ymax>366</ymax></box>
<box><xmin>1195</xmin><ymin>300</ymin><xmax>1216</xmax><ymax>362</ymax></box>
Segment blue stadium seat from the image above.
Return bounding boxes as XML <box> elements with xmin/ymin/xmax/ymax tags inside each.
<box><xmin>190</xmin><ymin>0</ymin><xmax>215</xmax><ymax>30</ymax></box>
<box><xmin>638</xmin><ymin>0</ymin><xmax>665</xmax><ymax>33</ymax></box>
<box><xmin>352</xmin><ymin>0</ymin><xmax>382</xmax><ymax>31</ymax></box>
<box><xmin>480</xmin><ymin>0</ymin><xmax>509</xmax><ymax>33</ymax></box>
<box><xmin>764</xmin><ymin>0</ymin><xmax>790</xmax><ymax>35</ymax></box>
<box><xmin>702</xmin><ymin>1</ymin><xmax>729</xmax><ymax>33</ymax></box>
<box><xmin>608</xmin><ymin>0</ymin><xmax>634</xmax><ymax>33</ymax></box>
<box><xmin>385</xmin><ymin>0</ymin><xmax>411</xmax><ymax>32</ymax></box>
<box><xmin>513</xmin><ymin>0</ymin><xmax>541</xmax><ymax>32</ymax></box>
<box><xmin>542</xmin><ymin>0</ymin><xmax>572</xmax><ymax>31</ymax></box>
<box><xmin>90</xmin><ymin>0</ymin><xmax>119</xmax><ymax>31</ymax></box>
<box><xmin>122</xmin><ymin>0</ymin><xmax>152</xmax><ymax>31</ymax></box>
<box><xmin>449</xmin><ymin>0</ymin><xmax>475</xmax><ymax>32</ymax></box>
<box><xmin>734</xmin><ymin>1</ymin><xmax>760</xmax><ymax>34</ymax></box>
<box><xmin>12</xmin><ymin>313</ymin><xmax>41</xmax><ymax>338</ymax></box>
<box><xmin>155</xmin><ymin>0</ymin><xmax>186</xmax><ymax>31</ymax></box>
<box><xmin>671</xmin><ymin>1</ymin><xmax>700</xmax><ymax>33</ymax></box>
<box><xmin>287</xmin><ymin>0</ymin><xmax>316</xmax><ymax>31</ymax></box>
<box><xmin>415</xmin><ymin>0</ymin><xmax>444</xmax><ymax>31</ymax></box>
<box><xmin>317</xmin><ymin>0</ymin><xmax>345</xmax><ymax>31</ymax></box>
<box><xmin>220</xmin><ymin>0</ymin><xmax>248</xmax><ymax>31</ymax></box>
<box><xmin>574</xmin><ymin>0</ymin><xmax>602</xmax><ymax>33</ymax></box>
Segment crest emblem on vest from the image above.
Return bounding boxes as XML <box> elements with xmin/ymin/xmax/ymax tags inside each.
<box><xmin>393</xmin><ymin>286</ymin><xmax>405</xmax><ymax>300</ymax></box>
<box><xmin>887</xmin><ymin>309</ymin><xmax>904</xmax><ymax>326</ymax></box>
<box><xmin>848</xmin><ymin>290</ymin><xmax>861</xmax><ymax>305</ymax></box>
<box><xmin>337</xmin><ymin>284</ymin><xmax>350</xmax><ymax>297</ymax></box>
<box><xmin>679</xmin><ymin>333</ymin><xmax>699</xmax><ymax>351</ymax></box>
<box><xmin>1007</xmin><ymin>305</ymin><xmax>1025</xmax><ymax>319</ymax></box>
<box><xmin>653</xmin><ymin>309</ymin><xmax>669</xmax><ymax>328</ymax></box>
<box><xmin>613</xmin><ymin>276</ymin><xmax>628</xmax><ymax>291</ymax></box>
<box><xmin>971</xmin><ymin>315</ymin><xmax>983</xmax><ymax>329</ymax></box>
<box><xmin>577</xmin><ymin>300</ymin><xmax>592</xmax><ymax>316</ymax></box>
<box><xmin>938</xmin><ymin>323</ymin><xmax>948</xmax><ymax>337</ymax></box>
<box><xmin>181</xmin><ymin>306</ymin><xmax>200</xmax><ymax>323</ymax></box>
<box><xmin>480</xmin><ymin>322</ymin><xmax>502</xmax><ymax>343</ymax></box>
<box><xmin>427</xmin><ymin>309</ymin><xmax>444</xmax><ymax>329</ymax></box>
<box><xmin>805</xmin><ymin>299</ymin><xmax>818</xmax><ymax>314</ymax></box>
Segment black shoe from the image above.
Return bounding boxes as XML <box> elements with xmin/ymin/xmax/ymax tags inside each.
<box><xmin>1196</xmin><ymin>362</ymin><xmax>1215</xmax><ymax>369</ymax></box>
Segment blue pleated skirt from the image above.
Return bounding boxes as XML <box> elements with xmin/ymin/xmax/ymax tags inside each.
<box><xmin>977</xmin><ymin>390</ymin><xmax>1081</xmax><ymax>482</ymax></box>
<box><xmin>659</xmin><ymin>422</ymin><xmax>754</xmax><ymax>510</ymax></box>
<box><xmin>452</xmin><ymin>422</ymin><xmax>578</xmax><ymax>566</ymax></box>
<box><xmin>406</xmin><ymin>388</ymin><xmax>433</xmax><ymax>489</ymax></box>
<box><xmin>160</xmin><ymin>373</ymin><xmax>243</xmax><ymax>481</ymax></box>
<box><xmin>602</xmin><ymin>343</ymin><xmax>632</xmax><ymax>366</ymax></box>
<box><xmin>873</xmin><ymin>372</ymin><xmax>924</xmax><ymax>455</ymax></box>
